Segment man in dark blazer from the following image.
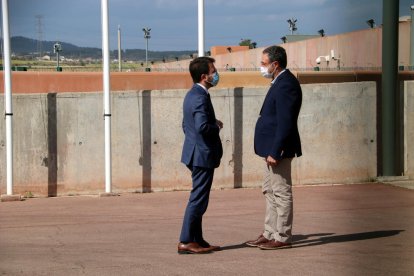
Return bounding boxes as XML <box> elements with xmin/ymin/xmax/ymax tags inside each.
<box><xmin>246</xmin><ymin>45</ymin><xmax>302</xmax><ymax>250</ymax></box>
<box><xmin>178</xmin><ymin>57</ymin><xmax>223</xmax><ymax>254</ymax></box>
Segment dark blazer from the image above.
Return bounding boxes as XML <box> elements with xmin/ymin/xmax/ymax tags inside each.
<box><xmin>181</xmin><ymin>84</ymin><xmax>223</xmax><ymax>169</ymax></box>
<box><xmin>254</xmin><ymin>69</ymin><xmax>302</xmax><ymax>160</ymax></box>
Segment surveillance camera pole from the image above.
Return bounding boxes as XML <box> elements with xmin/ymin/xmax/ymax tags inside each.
<box><xmin>53</xmin><ymin>42</ymin><xmax>62</xmax><ymax>71</ymax></box>
<box><xmin>57</xmin><ymin>51</ymin><xmax>60</xmax><ymax>68</ymax></box>
<box><xmin>145</xmin><ymin>33</ymin><xmax>148</xmax><ymax>68</ymax></box>
<box><xmin>143</xmin><ymin>27</ymin><xmax>151</xmax><ymax>69</ymax></box>
<box><xmin>118</xmin><ymin>25</ymin><xmax>122</xmax><ymax>72</ymax></box>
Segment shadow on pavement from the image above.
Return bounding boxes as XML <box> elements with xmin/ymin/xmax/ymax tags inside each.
<box><xmin>221</xmin><ymin>230</ymin><xmax>403</xmax><ymax>251</ymax></box>
<box><xmin>292</xmin><ymin>230</ymin><xmax>404</xmax><ymax>248</ymax></box>
<box><xmin>220</xmin><ymin>243</ymin><xmax>249</xmax><ymax>251</ymax></box>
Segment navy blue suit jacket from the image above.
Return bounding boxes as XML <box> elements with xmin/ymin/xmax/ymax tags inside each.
<box><xmin>181</xmin><ymin>84</ymin><xmax>223</xmax><ymax>169</ymax></box>
<box><xmin>254</xmin><ymin>69</ymin><xmax>302</xmax><ymax>160</ymax></box>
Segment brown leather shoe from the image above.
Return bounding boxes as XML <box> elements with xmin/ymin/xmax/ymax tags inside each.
<box><xmin>177</xmin><ymin>242</ymin><xmax>213</xmax><ymax>254</ymax></box>
<box><xmin>245</xmin><ymin>234</ymin><xmax>270</xmax><ymax>247</ymax></box>
<box><xmin>258</xmin><ymin>240</ymin><xmax>292</xmax><ymax>250</ymax></box>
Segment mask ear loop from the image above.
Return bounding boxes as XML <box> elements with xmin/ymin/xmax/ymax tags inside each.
<box><xmin>269</xmin><ymin>62</ymin><xmax>277</xmax><ymax>75</ymax></box>
<box><xmin>205</xmin><ymin>72</ymin><xmax>215</xmax><ymax>86</ymax></box>
<box><xmin>201</xmin><ymin>73</ymin><xmax>210</xmax><ymax>86</ymax></box>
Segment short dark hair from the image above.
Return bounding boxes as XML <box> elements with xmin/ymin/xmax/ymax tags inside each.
<box><xmin>263</xmin><ymin>45</ymin><xmax>287</xmax><ymax>68</ymax></box>
<box><xmin>189</xmin><ymin>56</ymin><xmax>215</xmax><ymax>83</ymax></box>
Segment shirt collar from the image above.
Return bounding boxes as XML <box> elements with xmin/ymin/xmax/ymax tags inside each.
<box><xmin>196</xmin><ymin>83</ymin><xmax>209</xmax><ymax>94</ymax></box>
<box><xmin>271</xmin><ymin>69</ymin><xmax>287</xmax><ymax>84</ymax></box>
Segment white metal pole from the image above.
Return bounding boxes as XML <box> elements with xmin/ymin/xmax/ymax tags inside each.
<box><xmin>198</xmin><ymin>0</ymin><xmax>205</xmax><ymax>57</ymax></box>
<box><xmin>2</xmin><ymin>0</ymin><xmax>13</xmax><ymax>196</ymax></box>
<box><xmin>101</xmin><ymin>0</ymin><xmax>112</xmax><ymax>193</ymax></box>
<box><xmin>118</xmin><ymin>25</ymin><xmax>122</xmax><ymax>72</ymax></box>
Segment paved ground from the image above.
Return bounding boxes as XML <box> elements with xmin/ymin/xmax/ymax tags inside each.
<box><xmin>1</xmin><ymin>183</ymin><xmax>413</xmax><ymax>276</ymax></box>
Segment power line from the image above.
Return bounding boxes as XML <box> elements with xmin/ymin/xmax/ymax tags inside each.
<box><xmin>35</xmin><ymin>15</ymin><xmax>43</xmax><ymax>58</ymax></box>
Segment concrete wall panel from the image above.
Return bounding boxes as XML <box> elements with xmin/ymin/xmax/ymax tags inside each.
<box><xmin>294</xmin><ymin>82</ymin><xmax>377</xmax><ymax>184</ymax></box>
<box><xmin>0</xmin><ymin>82</ymin><xmax>378</xmax><ymax>196</ymax></box>
<box><xmin>405</xmin><ymin>81</ymin><xmax>414</xmax><ymax>178</ymax></box>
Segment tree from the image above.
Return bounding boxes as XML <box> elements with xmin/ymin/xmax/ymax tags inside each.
<box><xmin>239</xmin><ymin>38</ymin><xmax>257</xmax><ymax>49</ymax></box>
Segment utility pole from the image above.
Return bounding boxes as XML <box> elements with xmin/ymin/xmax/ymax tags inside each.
<box><xmin>35</xmin><ymin>15</ymin><xmax>43</xmax><ymax>58</ymax></box>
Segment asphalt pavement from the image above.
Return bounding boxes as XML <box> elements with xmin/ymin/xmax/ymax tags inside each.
<box><xmin>1</xmin><ymin>183</ymin><xmax>413</xmax><ymax>275</ymax></box>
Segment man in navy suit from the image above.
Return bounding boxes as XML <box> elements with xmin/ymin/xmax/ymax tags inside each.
<box><xmin>246</xmin><ymin>45</ymin><xmax>302</xmax><ymax>250</ymax></box>
<box><xmin>178</xmin><ymin>57</ymin><xmax>223</xmax><ymax>254</ymax></box>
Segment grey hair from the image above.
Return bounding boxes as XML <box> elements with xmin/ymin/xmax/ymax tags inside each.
<box><xmin>263</xmin><ymin>45</ymin><xmax>287</xmax><ymax>68</ymax></box>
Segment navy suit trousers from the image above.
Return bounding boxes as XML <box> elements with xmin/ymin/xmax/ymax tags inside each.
<box><xmin>179</xmin><ymin>166</ymin><xmax>214</xmax><ymax>243</ymax></box>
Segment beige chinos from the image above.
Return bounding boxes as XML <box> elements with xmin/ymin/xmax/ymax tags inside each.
<box><xmin>262</xmin><ymin>158</ymin><xmax>293</xmax><ymax>243</ymax></box>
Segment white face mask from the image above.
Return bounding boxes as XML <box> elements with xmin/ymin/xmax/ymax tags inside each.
<box><xmin>260</xmin><ymin>63</ymin><xmax>276</xmax><ymax>78</ymax></box>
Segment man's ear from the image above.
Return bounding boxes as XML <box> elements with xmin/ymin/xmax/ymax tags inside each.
<box><xmin>200</xmin><ymin>73</ymin><xmax>208</xmax><ymax>82</ymax></box>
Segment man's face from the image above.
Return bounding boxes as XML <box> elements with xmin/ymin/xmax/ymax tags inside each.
<box><xmin>207</xmin><ymin>62</ymin><xmax>216</xmax><ymax>77</ymax></box>
<box><xmin>202</xmin><ymin>62</ymin><xmax>217</xmax><ymax>87</ymax></box>
<box><xmin>261</xmin><ymin>53</ymin><xmax>274</xmax><ymax>72</ymax></box>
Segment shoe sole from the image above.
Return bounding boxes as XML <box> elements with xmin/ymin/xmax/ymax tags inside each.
<box><xmin>246</xmin><ymin>242</ymin><xmax>269</xmax><ymax>247</ymax></box>
<box><xmin>177</xmin><ymin>250</ymin><xmax>195</xmax><ymax>255</ymax></box>
<box><xmin>259</xmin><ymin>245</ymin><xmax>292</xmax><ymax>250</ymax></box>
<box><xmin>177</xmin><ymin>250</ymin><xmax>212</xmax><ymax>255</ymax></box>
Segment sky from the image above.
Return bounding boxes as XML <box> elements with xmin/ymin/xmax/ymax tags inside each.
<box><xmin>3</xmin><ymin>0</ymin><xmax>414</xmax><ymax>51</ymax></box>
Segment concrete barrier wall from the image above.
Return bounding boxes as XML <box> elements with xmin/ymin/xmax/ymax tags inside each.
<box><xmin>0</xmin><ymin>82</ymin><xmax>377</xmax><ymax>196</ymax></box>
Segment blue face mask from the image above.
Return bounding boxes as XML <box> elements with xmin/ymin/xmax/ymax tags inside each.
<box><xmin>207</xmin><ymin>72</ymin><xmax>220</xmax><ymax>87</ymax></box>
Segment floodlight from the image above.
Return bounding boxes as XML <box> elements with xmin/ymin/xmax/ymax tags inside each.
<box><xmin>366</xmin><ymin>19</ymin><xmax>375</xmax><ymax>28</ymax></box>
<box><xmin>318</xmin><ymin>29</ymin><xmax>325</xmax><ymax>37</ymax></box>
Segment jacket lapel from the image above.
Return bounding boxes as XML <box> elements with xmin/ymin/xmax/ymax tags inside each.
<box><xmin>259</xmin><ymin>69</ymin><xmax>291</xmax><ymax>115</ymax></box>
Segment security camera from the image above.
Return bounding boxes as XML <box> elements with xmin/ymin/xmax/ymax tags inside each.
<box><xmin>53</xmin><ymin>42</ymin><xmax>62</xmax><ymax>53</ymax></box>
<box><xmin>316</xmin><ymin>57</ymin><xmax>321</xmax><ymax>64</ymax></box>
<box><xmin>331</xmin><ymin>50</ymin><xmax>335</xmax><ymax>60</ymax></box>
